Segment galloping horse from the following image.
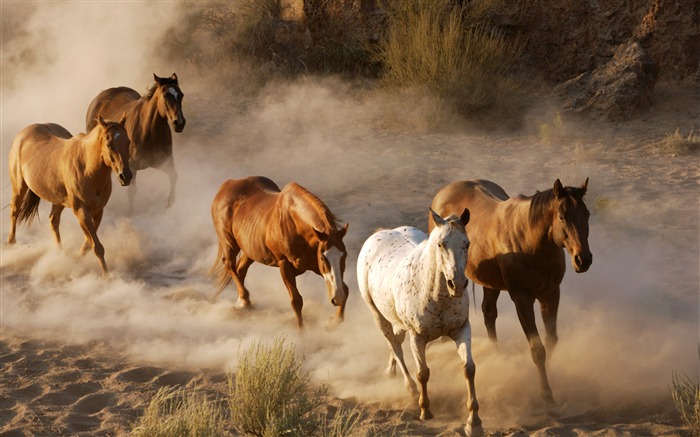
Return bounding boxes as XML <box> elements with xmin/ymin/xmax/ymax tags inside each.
<box><xmin>211</xmin><ymin>176</ymin><xmax>349</xmax><ymax>328</ymax></box>
<box><xmin>85</xmin><ymin>73</ymin><xmax>185</xmax><ymax>211</ymax></box>
<box><xmin>357</xmin><ymin>209</ymin><xmax>483</xmax><ymax>437</ymax></box>
<box><xmin>430</xmin><ymin>178</ymin><xmax>592</xmax><ymax>405</ymax></box>
<box><xmin>7</xmin><ymin>116</ymin><xmax>132</xmax><ymax>275</ymax></box>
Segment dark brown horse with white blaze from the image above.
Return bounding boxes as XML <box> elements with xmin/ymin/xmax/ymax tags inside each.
<box><xmin>211</xmin><ymin>176</ymin><xmax>350</xmax><ymax>328</ymax></box>
<box><xmin>7</xmin><ymin>116</ymin><xmax>132</xmax><ymax>275</ymax></box>
<box><xmin>85</xmin><ymin>73</ymin><xmax>185</xmax><ymax>212</ymax></box>
<box><xmin>429</xmin><ymin>178</ymin><xmax>592</xmax><ymax>405</ymax></box>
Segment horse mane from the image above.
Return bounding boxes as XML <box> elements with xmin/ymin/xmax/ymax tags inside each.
<box><xmin>525</xmin><ymin>189</ymin><xmax>554</xmax><ymax>224</ymax></box>
<box><xmin>144</xmin><ymin>77</ymin><xmax>178</xmax><ymax>99</ymax></box>
<box><xmin>524</xmin><ymin>185</ymin><xmax>586</xmax><ymax>224</ymax></box>
<box><xmin>287</xmin><ymin>183</ymin><xmax>342</xmax><ymax>232</ymax></box>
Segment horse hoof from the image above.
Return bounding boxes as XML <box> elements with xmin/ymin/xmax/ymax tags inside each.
<box><xmin>420</xmin><ymin>410</ymin><xmax>433</xmax><ymax>421</ymax></box>
<box><xmin>465</xmin><ymin>421</ymin><xmax>484</xmax><ymax>437</ymax></box>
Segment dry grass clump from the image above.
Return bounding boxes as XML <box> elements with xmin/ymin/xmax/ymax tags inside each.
<box><xmin>131</xmin><ymin>386</ymin><xmax>229</xmax><ymax>437</ymax></box>
<box><xmin>228</xmin><ymin>337</ymin><xmax>326</xmax><ymax>437</ymax></box>
<box><xmin>374</xmin><ymin>0</ymin><xmax>523</xmax><ymax>122</ymax></box>
<box><xmin>671</xmin><ymin>370</ymin><xmax>700</xmax><ymax>436</ymax></box>
<box><xmin>129</xmin><ymin>337</ymin><xmax>398</xmax><ymax>436</ymax></box>
<box><xmin>655</xmin><ymin>128</ymin><xmax>700</xmax><ymax>155</ymax></box>
<box><xmin>538</xmin><ymin>112</ymin><xmax>567</xmax><ymax>144</ymax></box>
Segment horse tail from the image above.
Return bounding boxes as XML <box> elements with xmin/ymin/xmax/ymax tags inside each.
<box><xmin>210</xmin><ymin>243</ymin><xmax>232</xmax><ymax>300</ymax></box>
<box><xmin>17</xmin><ymin>189</ymin><xmax>41</xmax><ymax>224</ymax></box>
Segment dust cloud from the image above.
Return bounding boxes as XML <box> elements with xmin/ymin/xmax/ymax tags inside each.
<box><xmin>1</xmin><ymin>1</ymin><xmax>697</xmax><ymax>429</ymax></box>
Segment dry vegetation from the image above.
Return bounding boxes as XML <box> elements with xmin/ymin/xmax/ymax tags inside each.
<box><xmin>129</xmin><ymin>338</ymin><xmax>396</xmax><ymax>437</ymax></box>
<box><xmin>159</xmin><ymin>0</ymin><xmax>522</xmax><ymax>124</ymax></box>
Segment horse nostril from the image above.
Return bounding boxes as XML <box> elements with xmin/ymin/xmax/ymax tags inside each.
<box><xmin>331</xmin><ymin>298</ymin><xmax>338</xmax><ymax>306</ymax></box>
<box><xmin>447</xmin><ymin>279</ymin><xmax>455</xmax><ymax>289</ymax></box>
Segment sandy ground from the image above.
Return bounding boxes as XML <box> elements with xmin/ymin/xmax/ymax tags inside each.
<box><xmin>0</xmin><ymin>4</ymin><xmax>698</xmax><ymax>434</ymax></box>
<box><xmin>2</xmin><ymin>79</ymin><xmax>698</xmax><ymax>436</ymax></box>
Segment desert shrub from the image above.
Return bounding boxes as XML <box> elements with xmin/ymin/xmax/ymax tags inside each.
<box><xmin>228</xmin><ymin>337</ymin><xmax>326</xmax><ymax>437</ymax></box>
<box><xmin>131</xmin><ymin>386</ymin><xmax>229</xmax><ymax>437</ymax></box>
<box><xmin>374</xmin><ymin>0</ymin><xmax>522</xmax><ymax>121</ymax></box>
<box><xmin>671</xmin><ymin>370</ymin><xmax>700</xmax><ymax>436</ymax></box>
<box><xmin>656</xmin><ymin>128</ymin><xmax>700</xmax><ymax>155</ymax></box>
<box><xmin>538</xmin><ymin>112</ymin><xmax>567</xmax><ymax>144</ymax></box>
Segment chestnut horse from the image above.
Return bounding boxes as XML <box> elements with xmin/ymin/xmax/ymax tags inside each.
<box><xmin>429</xmin><ymin>178</ymin><xmax>592</xmax><ymax>405</ymax></box>
<box><xmin>7</xmin><ymin>116</ymin><xmax>132</xmax><ymax>275</ymax></box>
<box><xmin>357</xmin><ymin>209</ymin><xmax>483</xmax><ymax>436</ymax></box>
<box><xmin>211</xmin><ymin>176</ymin><xmax>349</xmax><ymax>328</ymax></box>
<box><xmin>85</xmin><ymin>73</ymin><xmax>185</xmax><ymax>211</ymax></box>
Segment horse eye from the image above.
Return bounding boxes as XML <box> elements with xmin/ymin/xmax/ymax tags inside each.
<box><xmin>558</xmin><ymin>214</ymin><xmax>565</xmax><ymax>221</ymax></box>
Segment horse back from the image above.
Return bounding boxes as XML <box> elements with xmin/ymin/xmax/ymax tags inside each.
<box><xmin>10</xmin><ymin>124</ymin><xmax>72</xmax><ymax>204</ymax></box>
<box><xmin>86</xmin><ymin>86</ymin><xmax>140</xmax><ymax>131</ymax></box>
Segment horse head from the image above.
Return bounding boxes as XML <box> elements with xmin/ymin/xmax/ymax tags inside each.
<box><xmin>97</xmin><ymin>114</ymin><xmax>132</xmax><ymax>186</ymax></box>
<box><xmin>153</xmin><ymin>73</ymin><xmax>186</xmax><ymax>132</ymax></box>
<box><xmin>551</xmin><ymin>178</ymin><xmax>592</xmax><ymax>273</ymax></box>
<box><xmin>314</xmin><ymin>223</ymin><xmax>350</xmax><ymax>313</ymax></box>
<box><xmin>429</xmin><ymin>208</ymin><xmax>470</xmax><ymax>298</ymax></box>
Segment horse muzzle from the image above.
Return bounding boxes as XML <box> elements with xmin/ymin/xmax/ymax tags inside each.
<box><xmin>173</xmin><ymin>118</ymin><xmax>186</xmax><ymax>133</ymax></box>
<box><xmin>447</xmin><ymin>278</ymin><xmax>467</xmax><ymax>298</ymax></box>
<box><xmin>118</xmin><ymin>171</ymin><xmax>133</xmax><ymax>186</ymax></box>
<box><xmin>573</xmin><ymin>252</ymin><xmax>592</xmax><ymax>273</ymax></box>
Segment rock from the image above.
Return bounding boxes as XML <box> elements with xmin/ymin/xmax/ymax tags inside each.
<box><xmin>554</xmin><ymin>41</ymin><xmax>659</xmax><ymax>121</ymax></box>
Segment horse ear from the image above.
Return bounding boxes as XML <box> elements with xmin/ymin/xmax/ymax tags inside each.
<box><xmin>459</xmin><ymin>208</ymin><xmax>470</xmax><ymax>227</ymax></box>
<box><xmin>580</xmin><ymin>177</ymin><xmax>589</xmax><ymax>195</ymax></box>
<box><xmin>171</xmin><ymin>73</ymin><xmax>178</xmax><ymax>82</ymax></box>
<box><xmin>553</xmin><ymin>179</ymin><xmax>564</xmax><ymax>198</ymax></box>
<box><xmin>97</xmin><ymin>115</ymin><xmax>106</xmax><ymax>127</ymax></box>
<box><xmin>118</xmin><ymin>112</ymin><xmax>127</xmax><ymax>126</ymax></box>
<box><xmin>153</xmin><ymin>73</ymin><xmax>163</xmax><ymax>84</ymax></box>
<box><xmin>339</xmin><ymin>223</ymin><xmax>349</xmax><ymax>238</ymax></box>
<box><xmin>430</xmin><ymin>208</ymin><xmax>446</xmax><ymax>227</ymax></box>
<box><xmin>314</xmin><ymin>228</ymin><xmax>329</xmax><ymax>242</ymax></box>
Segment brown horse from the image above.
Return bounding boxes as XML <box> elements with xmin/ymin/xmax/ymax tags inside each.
<box><xmin>7</xmin><ymin>116</ymin><xmax>132</xmax><ymax>275</ymax></box>
<box><xmin>85</xmin><ymin>73</ymin><xmax>185</xmax><ymax>211</ymax></box>
<box><xmin>429</xmin><ymin>178</ymin><xmax>592</xmax><ymax>405</ymax></box>
<box><xmin>211</xmin><ymin>176</ymin><xmax>350</xmax><ymax>328</ymax></box>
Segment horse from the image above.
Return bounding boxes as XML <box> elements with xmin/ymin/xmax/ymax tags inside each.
<box><xmin>210</xmin><ymin>176</ymin><xmax>350</xmax><ymax>328</ymax></box>
<box><xmin>7</xmin><ymin>116</ymin><xmax>132</xmax><ymax>275</ymax></box>
<box><xmin>85</xmin><ymin>73</ymin><xmax>185</xmax><ymax>212</ymax></box>
<box><xmin>357</xmin><ymin>208</ymin><xmax>483</xmax><ymax>437</ymax></box>
<box><xmin>429</xmin><ymin>178</ymin><xmax>592</xmax><ymax>405</ymax></box>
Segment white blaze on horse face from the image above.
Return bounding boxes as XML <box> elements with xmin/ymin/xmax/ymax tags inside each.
<box><xmin>168</xmin><ymin>87</ymin><xmax>180</xmax><ymax>100</ymax></box>
<box><xmin>323</xmin><ymin>246</ymin><xmax>345</xmax><ymax>304</ymax></box>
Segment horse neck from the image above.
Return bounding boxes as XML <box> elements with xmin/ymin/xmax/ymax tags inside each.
<box><xmin>514</xmin><ymin>191</ymin><xmax>558</xmax><ymax>251</ymax></box>
<box><xmin>136</xmin><ymin>94</ymin><xmax>170</xmax><ymax>139</ymax></box>
<box><xmin>412</xmin><ymin>237</ymin><xmax>444</xmax><ymax>301</ymax></box>
<box><xmin>75</xmin><ymin>129</ymin><xmax>110</xmax><ymax>177</ymax></box>
<box><xmin>285</xmin><ymin>185</ymin><xmax>335</xmax><ymax>234</ymax></box>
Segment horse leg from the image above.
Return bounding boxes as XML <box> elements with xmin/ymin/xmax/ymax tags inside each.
<box><xmin>482</xmin><ymin>287</ymin><xmax>500</xmax><ymax>343</ymax></box>
<box><xmin>386</xmin><ymin>330</ymin><xmax>406</xmax><ymax>377</ymax></box>
<box><xmin>80</xmin><ymin>207</ymin><xmax>102</xmax><ymax>255</ymax></box>
<box><xmin>49</xmin><ymin>204</ymin><xmax>65</xmax><ymax>249</ymax></box>
<box><xmin>233</xmin><ymin>253</ymin><xmax>254</xmax><ymax>307</ymax></box>
<box><xmin>540</xmin><ymin>288</ymin><xmax>560</xmax><ymax>353</ymax></box>
<box><xmin>161</xmin><ymin>156</ymin><xmax>177</xmax><ymax>209</ymax></box>
<box><xmin>450</xmin><ymin>322</ymin><xmax>484</xmax><ymax>437</ymax></box>
<box><xmin>279</xmin><ymin>260</ymin><xmax>304</xmax><ymax>328</ymax></box>
<box><xmin>74</xmin><ymin>205</ymin><xmax>108</xmax><ymax>276</ymax></box>
<box><xmin>7</xmin><ymin>181</ymin><xmax>28</xmax><ymax>244</ymax></box>
<box><xmin>511</xmin><ymin>292</ymin><xmax>555</xmax><ymax>405</ymax></box>
<box><xmin>409</xmin><ymin>333</ymin><xmax>433</xmax><ymax>420</ymax></box>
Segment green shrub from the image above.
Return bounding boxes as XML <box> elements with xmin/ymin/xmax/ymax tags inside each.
<box><xmin>374</xmin><ymin>0</ymin><xmax>522</xmax><ymax>121</ymax></box>
<box><xmin>228</xmin><ymin>337</ymin><xmax>326</xmax><ymax>437</ymax></box>
<box><xmin>671</xmin><ymin>370</ymin><xmax>700</xmax><ymax>436</ymax></box>
<box><xmin>131</xmin><ymin>386</ymin><xmax>228</xmax><ymax>437</ymax></box>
